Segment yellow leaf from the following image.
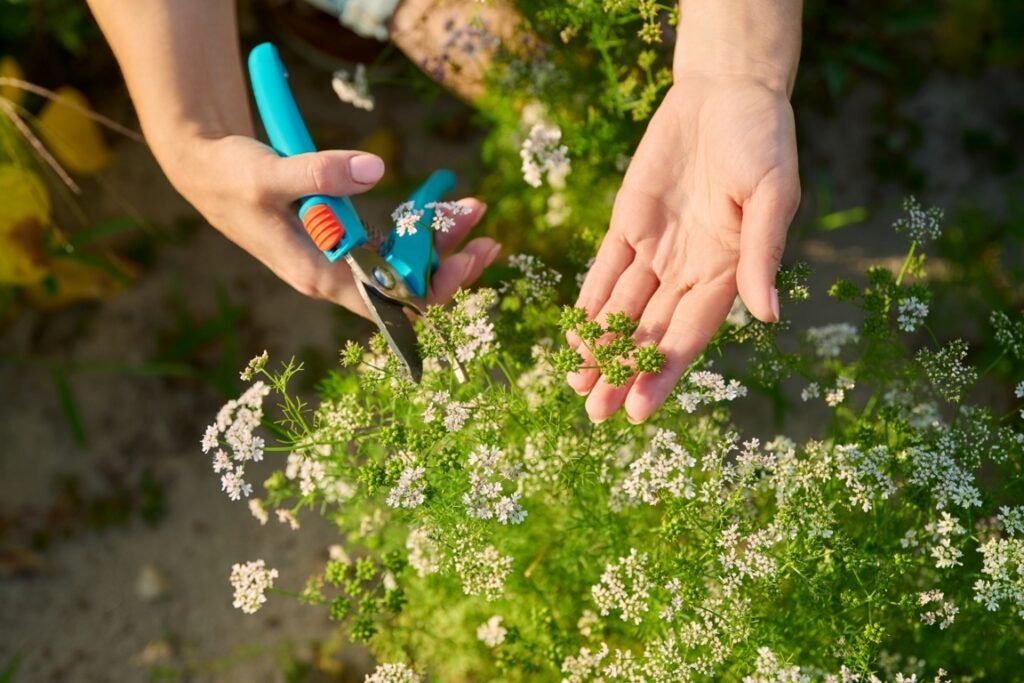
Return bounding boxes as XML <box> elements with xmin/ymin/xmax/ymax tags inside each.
<box><xmin>24</xmin><ymin>255</ymin><xmax>133</xmax><ymax>309</ymax></box>
<box><xmin>0</xmin><ymin>163</ymin><xmax>50</xmax><ymax>284</ymax></box>
<box><xmin>0</xmin><ymin>57</ymin><xmax>26</xmax><ymax>106</ymax></box>
<box><xmin>37</xmin><ymin>87</ymin><xmax>111</xmax><ymax>175</ymax></box>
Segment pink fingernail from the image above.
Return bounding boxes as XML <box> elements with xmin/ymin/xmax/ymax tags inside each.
<box><xmin>486</xmin><ymin>242</ymin><xmax>501</xmax><ymax>263</ymax></box>
<box><xmin>770</xmin><ymin>288</ymin><xmax>781</xmax><ymax>322</ymax></box>
<box><xmin>350</xmin><ymin>154</ymin><xmax>385</xmax><ymax>184</ymax></box>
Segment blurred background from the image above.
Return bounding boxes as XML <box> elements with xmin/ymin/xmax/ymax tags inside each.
<box><xmin>0</xmin><ymin>0</ymin><xmax>1022</xmax><ymax>681</ymax></box>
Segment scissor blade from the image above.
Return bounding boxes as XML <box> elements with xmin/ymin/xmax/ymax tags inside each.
<box><xmin>354</xmin><ymin>281</ymin><xmax>423</xmax><ymax>383</ymax></box>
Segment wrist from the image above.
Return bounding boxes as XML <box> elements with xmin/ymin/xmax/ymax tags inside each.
<box><xmin>673</xmin><ymin>0</ymin><xmax>802</xmax><ymax>97</ymax></box>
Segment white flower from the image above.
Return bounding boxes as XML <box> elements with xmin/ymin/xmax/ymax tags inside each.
<box><xmin>898</xmin><ymin>297</ymin><xmax>929</xmax><ymax>332</ymax></box>
<box><xmin>545</xmin><ymin>192</ymin><xmax>569</xmax><ymax>226</ymax></box>
<box><xmin>1015</xmin><ymin>381</ymin><xmax>1024</xmax><ymax>399</ymax></box>
<box><xmin>364</xmin><ymin>662</ymin><xmax>421</xmax><ymax>683</ymax></box>
<box><xmin>806</xmin><ymin>323</ymin><xmax>860</xmax><ymax>358</ymax></box>
<box><xmin>424</xmin><ymin>200</ymin><xmax>472</xmax><ymax>233</ymax></box>
<box><xmin>476</xmin><ymin>615</ymin><xmax>508</xmax><ymax>647</ymax></box>
<box><xmin>592</xmin><ymin>548</ymin><xmax>651</xmax><ymax>625</ymax></box>
<box><xmin>893</xmin><ymin>195</ymin><xmax>944</xmax><ymax>242</ymax></box>
<box><xmin>907</xmin><ymin>445</ymin><xmax>982</xmax><ymax>510</ymax></box>
<box><xmin>221</xmin><ymin>468</ymin><xmax>252</xmax><ymax>501</ymax></box>
<box><xmin>201</xmin><ymin>425</ymin><xmax>219</xmax><ymax>453</ymax></box>
<box><xmin>239</xmin><ymin>350</ymin><xmax>268</xmax><ymax>381</ymax></box>
<box><xmin>926</xmin><ymin>512</ymin><xmax>966</xmax><ymax>569</ymax></box>
<box><xmin>406</xmin><ymin>527</ymin><xmax>442</xmax><ymax>577</ymax></box>
<box><xmin>622</xmin><ymin>429</ymin><xmax>696</xmax><ymax>505</ymax></box>
<box><xmin>463</xmin><ymin>445</ymin><xmax>527</xmax><ymax>524</ymax></box>
<box><xmin>203</xmin><ymin>381</ymin><xmax>271</xmax><ymax>501</ymax></box>
<box><xmin>248</xmin><ymin>498</ymin><xmax>269</xmax><ymax>525</ymax></box>
<box><xmin>974</xmin><ymin>536</ymin><xmax>1024</xmax><ymax>615</ymax></box>
<box><xmin>422</xmin><ymin>390</ymin><xmax>473</xmax><ymax>432</ymax></box>
<box><xmin>825</xmin><ymin>376</ymin><xmax>855</xmax><ymax>407</ymax></box>
<box><xmin>212</xmin><ymin>449</ymin><xmax>231</xmax><ymax>473</ymax></box>
<box><xmin>676</xmin><ymin>371</ymin><xmax>747</xmax><ymax>413</ymax></box>
<box><xmin>455</xmin><ymin>544</ymin><xmax>512</xmax><ymax>601</ymax></box>
<box><xmin>329</xmin><ymin>544</ymin><xmax>352</xmax><ymax>565</ymax></box>
<box><xmin>801</xmin><ymin>382</ymin><xmax>820</xmax><ymax>402</ymax></box>
<box><xmin>504</xmin><ymin>254</ymin><xmax>562</xmax><ymax>303</ymax></box>
<box><xmin>229</xmin><ymin>559</ymin><xmax>278</xmax><ymax>614</ymax></box>
<box><xmin>391</xmin><ymin>201</ymin><xmax>424</xmax><ymax>237</ymax></box>
<box><xmin>835</xmin><ymin>444</ymin><xmax>896</xmax><ymax>512</ymax></box>
<box><xmin>726</xmin><ymin>296</ymin><xmax>751</xmax><ymax>327</ymax></box>
<box><xmin>577</xmin><ymin>609</ymin><xmax>600</xmax><ymax>638</ymax></box>
<box><xmin>276</xmin><ymin>508</ymin><xmax>300</xmax><ymax>530</ymax></box>
<box><xmin>386</xmin><ymin>466</ymin><xmax>427</xmax><ymax>509</ymax></box>
<box><xmin>999</xmin><ymin>505</ymin><xmax>1024</xmax><ymax>537</ymax></box>
<box><xmin>285</xmin><ymin>450</ymin><xmax>328</xmax><ymax>497</ymax></box>
<box><xmin>332</xmin><ymin>63</ymin><xmax>375</xmax><ymax>110</ymax></box>
<box><xmin>918</xmin><ymin>590</ymin><xmax>958</xmax><ymax>629</ymax></box>
<box><xmin>520</xmin><ymin>122</ymin><xmax>571</xmax><ymax>189</ymax></box>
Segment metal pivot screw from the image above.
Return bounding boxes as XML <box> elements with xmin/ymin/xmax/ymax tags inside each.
<box><xmin>372</xmin><ymin>266</ymin><xmax>395</xmax><ymax>289</ymax></box>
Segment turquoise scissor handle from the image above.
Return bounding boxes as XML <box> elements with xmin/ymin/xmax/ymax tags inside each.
<box><xmin>384</xmin><ymin>170</ymin><xmax>456</xmax><ymax>298</ymax></box>
<box><xmin>248</xmin><ymin>42</ymin><xmax>368</xmax><ymax>261</ymax></box>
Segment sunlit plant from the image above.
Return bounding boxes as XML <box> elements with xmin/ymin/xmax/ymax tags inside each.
<box><xmin>203</xmin><ymin>196</ymin><xmax>1024</xmax><ymax>681</ymax></box>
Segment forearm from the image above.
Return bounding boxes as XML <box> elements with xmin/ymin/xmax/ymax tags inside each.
<box><xmin>86</xmin><ymin>0</ymin><xmax>252</xmax><ymax>171</ymax></box>
<box><xmin>674</xmin><ymin>0</ymin><xmax>802</xmax><ymax>96</ymax></box>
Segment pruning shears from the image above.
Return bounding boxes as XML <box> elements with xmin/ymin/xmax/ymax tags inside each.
<box><xmin>248</xmin><ymin>42</ymin><xmax>454</xmax><ymax>383</ymax></box>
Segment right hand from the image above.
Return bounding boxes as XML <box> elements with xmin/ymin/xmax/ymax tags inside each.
<box><xmin>165</xmin><ymin>134</ymin><xmax>500</xmax><ymax>316</ymax></box>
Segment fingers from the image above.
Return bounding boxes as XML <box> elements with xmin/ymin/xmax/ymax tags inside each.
<box><xmin>622</xmin><ymin>281</ymin><xmax>736</xmax><ymax>423</ymax></box>
<box><xmin>262</xmin><ymin>149</ymin><xmax>386</xmax><ymax>202</ymax></box>
<box><xmin>574</xmin><ymin>231</ymin><xmax>635</xmax><ymax>317</ymax></box>
<box><xmin>581</xmin><ymin>284</ymin><xmax>682</xmax><ymax>421</ymax></box>
<box><xmin>428</xmin><ymin>237</ymin><xmax>501</xmax><ymax>304</ymax></box>
<box><xmin>566</xmin><ymin>262</ymin><xmax>660</xmax><ymax>395</ymax></box>
<box><xmin>735</xmin><ymin>171</ymin><xmax>800</xmax><ymax>323</ymax></box>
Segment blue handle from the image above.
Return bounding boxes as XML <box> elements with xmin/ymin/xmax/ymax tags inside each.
<box><xmin>384</xmin><ymin>170</ymin><xmax>457</xmax><ymax>298</ymax></box>
<box><xmin>247</xmin><ymin>43</ymin><xmax>367</xmax><ymax>260</ymax></box>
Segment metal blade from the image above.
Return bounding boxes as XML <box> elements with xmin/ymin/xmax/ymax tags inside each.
<box><xmin>349</xmin><ymin>269</ymin><xmax>423</xmax><ymax>383</ymax></box>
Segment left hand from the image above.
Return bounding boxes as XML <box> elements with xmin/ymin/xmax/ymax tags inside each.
<box><xmin>568</xmin><ymin>73</ymin><xmax>801</xmax><ymax>423</ymax></box>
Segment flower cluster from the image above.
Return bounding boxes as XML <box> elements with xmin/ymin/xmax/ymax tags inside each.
<box><xmin>462</xmin><ymin>445</ymin><xmax>527</xmax><ymax>524</ymax></box>
<box><xmin>676</xmin><ymin>370</ymin><xmax>748</xmax><ymax>413</ymax></box>
<box><xmin>897</xmin><ymin>296</ymin><xmax>929</xmax><ymax>332</ymax></box>
<box><xmin>455</xmin><ymin>543</ymin><xmax>513</xmax><ymax>601</ymax></box>
<box><xmin>520</xmin><ymin>121</ymin><xmax>571</xmax><ymax>189</ymax></box>
<box><xmin>229</xmin><ymin>559</ymin><xmax>278</xmax><ymax>614</ymax></box>
<box><xmin>206</xmin><ymin>216</ymin><xmax>1024</xmax><ymax>679</ymax></box>
<box><xmin>201</xmin><ymin>380</ymin><xmax>270</xmax><ymax>500</ymax></box>
<box><xmin>332</xmin><ymin>64</ymin><xmax>375</xmax><ymax>111</ymax></box>
<box><xmin>476</xmin><ymin>615</ymin><xmax>507</xmax><ymax>647</ymax></box>
<box><xmin>893</xmin><ymin>195</ymin><xmax>944</xmax><ymax>243</ymax></box>
<box><xmin>592</xmin><ymin>548</ymin><xmax>651</xmax><ymax>625</ymax></box>
<box><xmin>364</xmin><ymin>662</ymin><xmax>421</xmax><ymax>683</ymax></box>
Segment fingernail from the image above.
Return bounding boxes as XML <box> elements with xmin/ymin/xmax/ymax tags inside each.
<box><xmin>485</xmin><ymin>242</ymin><xmax>501</xmax><ymax>264</ymax></box>
<box><xmin>626</xmin><ymin>413</ymin><xmax>645</xmax><ymax>425</ymax></box>
<box><xmin>350</xmin><ymin>154</ymin><xmax>385</xmax><ymax>184</ymax></box>
<box><xmin>770</xmin><ymin>287</ymin><xmax>781</xmax><ymax>322</ymax></box>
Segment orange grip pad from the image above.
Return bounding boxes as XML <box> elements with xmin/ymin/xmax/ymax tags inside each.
<box><xmin>302</xmin><ymin>204</ymin><xmax>344</xmax><ymax>251</ymax></box>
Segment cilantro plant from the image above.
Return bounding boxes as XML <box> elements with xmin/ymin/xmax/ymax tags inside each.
<box><xmin>204</xmin><ymin>197</ymin><xmax>1024</xmax><ymax>682</ymax></box>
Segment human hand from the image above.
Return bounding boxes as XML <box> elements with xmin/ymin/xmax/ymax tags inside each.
<box><xmin>568</xmin><ymin>74</ymin><xmax>800</xmax><ymax>423</ymax></box>
<box><xmin>166</xmin><ymin>134</ymin><xmax>500</xmax><ymax>317</ymax></box>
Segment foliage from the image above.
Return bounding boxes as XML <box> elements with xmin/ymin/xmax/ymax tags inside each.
<box><xmin>208</xmin><ymin>191</ymin><xmax>1024</xmax><ymax>680</ymax></box>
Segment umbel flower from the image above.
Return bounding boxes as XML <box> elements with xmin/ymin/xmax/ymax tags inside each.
<box><xmin>205</xmin><ymin>217</ymin><xmax>1024</xmax><ymax>680</ymax></box>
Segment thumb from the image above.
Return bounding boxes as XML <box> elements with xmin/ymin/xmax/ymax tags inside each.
<box><xmin>735</xmin><ymin>173</ymin><xmax>800</xmax><ymax>323</ymax></box>
<box><xmin>266</xmin><ymin>150</ymin><xmax>385</xmax><ymax>202</ymax></box>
